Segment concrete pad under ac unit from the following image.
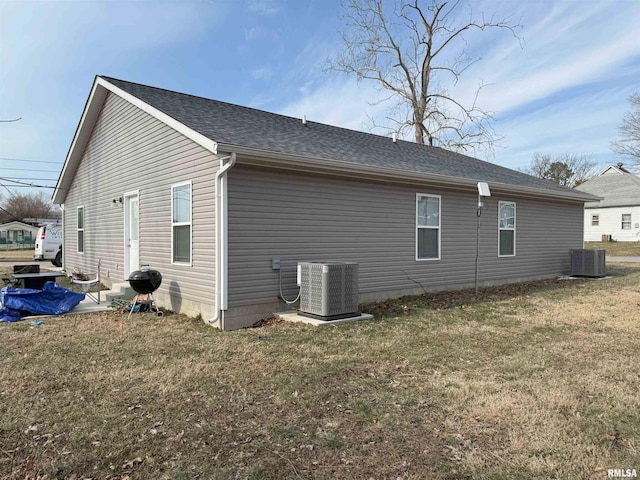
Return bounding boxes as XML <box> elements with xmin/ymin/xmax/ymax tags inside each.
<box><xmin>275</xmin><ymin>311</ymin><xmax>373</xmax><ymax>326</ymax></box>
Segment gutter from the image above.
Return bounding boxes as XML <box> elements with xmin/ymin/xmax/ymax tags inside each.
<box><xmin>216</xmin><ymin>143</ymin><xmax>599</xmax><ymax>203</ymax></box>
<box><xmin>208</xmin><ymin>152</ymin><xmax>236</xmax><ymax>329</ymax></box>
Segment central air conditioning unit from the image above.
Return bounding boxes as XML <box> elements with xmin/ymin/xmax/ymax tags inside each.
<box><xmin>570</xmin><ymin>249</ymin><xmax>606</xmax><ymax>277</ymax></box>
<box><xmin>298</xmin><ymin>261</ymin><xmax>359</xmax><ymax>320</ymax></box>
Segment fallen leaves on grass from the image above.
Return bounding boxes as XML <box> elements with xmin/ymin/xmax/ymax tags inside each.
<box><xmin>252</xmin><ymin>316</ymin><xmax>285</xmax><ymax>328</ymax></box>
<box><xmin>121</xmin><ymin>456</ymin><xmax>142</xmax><ymax>471</ymax></box>
<box><xmin>361</xmin><ymin>277</ymin><xmax>571</xmax><ymax>318</ymax></box>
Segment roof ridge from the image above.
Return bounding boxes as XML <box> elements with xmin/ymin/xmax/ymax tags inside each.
<box><xmin>99</xmin><ymin>75</ymin><xmax>414</xmax><ymax>146</ymax></box>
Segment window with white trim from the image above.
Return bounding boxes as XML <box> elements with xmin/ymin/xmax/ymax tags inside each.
<box><xmin>416</xmin><ymin>194</ymin><xmax>441</xmax><ymax>260</ymax></box>
<box><xmin>172</xmin><ymin>182</ymin><xmax>192</xmax><ymax>264</ymax></box>
<box><xmin>591</xmin><ymin>215</ymin><xmax>599</xmax><ymax>226</ymax></box>
<box><xmin>498</xmin><ymin>201</ymin><xmax>516</xmax><ymax>257</ymax></box>
<box><xmin>622</xmin><ymin>214</ymin><xmax>631</xmax><ymax>230</ymax></box>
<box><xmin>77</xmin><ymin>206</ymin><xmax>84</xmax><ymax>253</ymax></box>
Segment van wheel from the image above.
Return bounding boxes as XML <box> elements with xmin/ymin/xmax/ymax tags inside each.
<box><xmin>52</xmin><ymin>251</ymin><xmax>62</xmax><ymax>267</ymax></box>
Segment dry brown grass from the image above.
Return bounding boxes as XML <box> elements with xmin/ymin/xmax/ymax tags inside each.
<box><xmin>0</xmin><ymin>249</ymin><xmax>36</xmax><ymax>261</ymax></box>
<box><xmin>1</xmin><ymin>265</ymin><xmax>639</xmax><ymax>479</ymax></box>
<box><xmin>585</xmin><ymin>241</ymin><xmax>640</xmax><ymax>256</ymax></box>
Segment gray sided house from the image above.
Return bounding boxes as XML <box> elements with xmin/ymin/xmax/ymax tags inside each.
<box><xmin>54</xmin><ymin>76</ymin><xmax>597</xmax><ymax>330</ymax></box>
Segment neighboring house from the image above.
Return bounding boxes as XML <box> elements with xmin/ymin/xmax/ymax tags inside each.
<box><xmin>0</xmin><ymin>221</ymin><xmax>38</xmax><ymax>244</ymax></box>
<box><xmin>575</xmin><ymin>163</ymin><xmax>640</xmax><ymax>242</ymax></box>
<box><xmin>53</xmin><ymin>76</ymin><xmax>597</xmax><ymax>330</ymax></box>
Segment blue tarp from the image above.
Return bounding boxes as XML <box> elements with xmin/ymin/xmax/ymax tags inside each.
<box><xmin>0</xmin><ymin>282</ymin><xmax>85</xmax><ymax>322</ymax></box>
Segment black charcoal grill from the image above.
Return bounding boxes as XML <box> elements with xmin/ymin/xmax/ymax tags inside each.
<box><xmin>127</xmin><ymin>266</ymin><xmax>163</xmax><ymax>318</ymax></box>
<box><xmin>128</xmin><ymin>268</ymin><xmax>162</xmax><ymax>294</ymax></box>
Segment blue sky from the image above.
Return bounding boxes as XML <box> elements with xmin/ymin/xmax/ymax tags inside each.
<box><xmin>1</xmin><ymin>0</ymin><xmax>639</xmax><ymax>198</ymax></box>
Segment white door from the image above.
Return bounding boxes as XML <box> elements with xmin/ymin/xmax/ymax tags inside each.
<box><xmin>125</xmin><ymin>195</ymin><xmax>139</xmax><ymax>276</ymax></box>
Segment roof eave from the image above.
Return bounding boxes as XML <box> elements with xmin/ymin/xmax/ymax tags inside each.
<box><xmin>217</xmin><ymin>143</ymin><xmax>599</xmax><ymax>203</ymax></box>
<box><xmin>53</xmin><ymin>77</ymin><xmax>106</xmax><ymax>204</ymax></box>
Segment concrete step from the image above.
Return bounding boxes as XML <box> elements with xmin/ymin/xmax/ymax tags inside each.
<box><xmin>104</xmin><ymin>282</ymin><xmax>135</xmax><ymax>302</ymax></box>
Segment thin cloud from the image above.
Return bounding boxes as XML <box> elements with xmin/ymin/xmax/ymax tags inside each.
<box><xmin>457</xmin><ymin>0</ymin><xmax>640</xmax><ymax>113</ymax></box>
<box><xmin>279</xmin><ymin>78</ymin><xmax>388</xmax><ymax>134</ymax></box>
<box><xmin>245</xmin><ymin>0</ymin><xmax>282</xmax><ymax>16</ymax></box>
<box><xmin>1</xmin><ymin>1</ymin><xmax>222</xmax><ymax>77</ymax></box>
<box><xmin>251</xmin><ymin>67</ymin><xmax>274</xmax><ymax>81</ymax></box>
<box><xmin>244</xmin><ymin>27</ymin><xmax>261</xmax><ymax>41</ymax></box>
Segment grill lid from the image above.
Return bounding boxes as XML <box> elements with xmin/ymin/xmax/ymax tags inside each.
<box><xmin>127</xmin><ymin>268</ymin><xmax>162</xmax><ymax>294</ymax></box>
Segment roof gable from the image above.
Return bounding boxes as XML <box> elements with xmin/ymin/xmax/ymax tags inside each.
<box><xmin>576</xmin><ymin>165</ymin><xmax>640</xmax><ymax>207</ymax></box>
<box><xmin>599</xmin><ymin>163</ymin><xmax>631</xmax><ymax>176</ymax></box>
<box><xmin>54</xmin><ymin>76</ymin><xmax>598</xmax><ymax>204</ymax></box>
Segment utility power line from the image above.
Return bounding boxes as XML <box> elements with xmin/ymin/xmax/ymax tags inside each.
<box><xmin>0</xmin><ymin>205</ymin><xmax>23</xmax><ymax>222</ymax></box>
<box><xmin>0</xmin><ymin>157</ymin><xmax>62</xmax><ymax>164</ymax></box>
<box><xmin>0</xmin><ymin>167</ymin><xmax>61</xmax><ymax>173</ymax></box>
<box><xmin>0</xmin><ymin>184</ymin><xmax>56</xmax><ymax>189</ymax></box>
<box><xmin>0</xmin><ymin>177</ymin><xmax>56</xmax><ymax>189</ymax></box>
<box><xmin>2</xmin><ymin>177</ymin><xmax>58</xmax><ymax>181</ymax></box>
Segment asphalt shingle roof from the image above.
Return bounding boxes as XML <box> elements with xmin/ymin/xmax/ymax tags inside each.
<box><xmin>101</xmin><ymin>76</ymin><xmax>590</xmax><ymax>198</ymax></box>
<box><xmin>576</xmin><ymin>167</ymin><xmax>640</xmax><ymax>207</ymax></box>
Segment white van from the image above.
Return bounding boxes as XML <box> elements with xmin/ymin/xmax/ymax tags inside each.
<box><xmin>34</xmin><ymin>224</ymin><xmax>63</xmax><ymax>266</ymax></box>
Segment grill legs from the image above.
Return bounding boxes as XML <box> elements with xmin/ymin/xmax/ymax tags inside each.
<box><xmin>127</xmin><ymin>292</ymin><xmax>164</xmax><ymax>319</ymax></box>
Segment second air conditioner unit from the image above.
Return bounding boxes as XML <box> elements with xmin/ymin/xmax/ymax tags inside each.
<box><xmin>298</xmin><ymin>261</ymin><xmax>359</xmax><ymax>320</ymax></box>
<box><xmin>570</xmin><ymin>249</ymin><xmax>606</xmax><ymax>277</ymax></box>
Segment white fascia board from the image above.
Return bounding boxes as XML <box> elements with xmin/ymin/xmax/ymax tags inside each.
<box><xmin>96</xmin><ymin>77</ymin><xmax>218</xmax><ymax>154</ymax></box>
<box><xmin>597</xmin><ymin>165</ymin><xmax>624</xmax><ymax>176</ymax></box>
<box><xmin>217</xmin><ymin>143</ymin><xmax>600</xmax><ymax>204</ymax></box>
<box><xmin>53</xmin><ymin>76</ymin><xmax>219</xmax><ymax>205</ymax></box>
<box><xmin>53</xmin><ymin>78</ymin><xmax>107</xmax><ymax>204</ymax></box>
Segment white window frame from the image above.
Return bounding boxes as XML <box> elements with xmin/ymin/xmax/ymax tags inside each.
<box><xmin>591</xmin><ymin>214</ymin><xmax>599</xmax><ymax>226</ymax></box>
<box><xmin>415</xmin><ymin>193</ymin><xmax>441</xmax><ymax>261</ymax></box>
<box><xmin>171</xmin><ymin>181</ymin><xmax>192</xmax><ymax>265</ymax></box>
<box><xmin>621</xmin><ymin>214</ymin><xmax>631</xmax><ymax>230</ymax></box>
<box><xmin>498</xmin><ymin>201</ymin><xmax>516</xmax><ymax>258</ymax></box>
<box><xmin>77</xmin><ymin>206</ymin><xmax>85</xmax><ymax>254</ymax></box>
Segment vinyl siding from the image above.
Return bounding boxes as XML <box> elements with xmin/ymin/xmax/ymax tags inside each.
<box><xmin>227</xmin><ymin>165</ymin><xmax>584</xmax><ymax>309</ymax></box>
<box><xmin>63</xmin><ymin>92</ymin><xmax>219</xmax><ymax>315</ymax></box>
<box><xmin>583</xmin><ymin>206</ymin><xmax>640</xmax><ymax>242</ymax></box>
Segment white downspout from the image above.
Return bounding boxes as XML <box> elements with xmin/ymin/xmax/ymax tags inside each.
<box><xmin>60</xmin><ymin>204</ymin><xmax>65</xmax><ymax>269</ymax></box>
<box><xmin>208</xmin><ymin>152</ymin><xmax>236</xmax><ymax>328</ymax></box>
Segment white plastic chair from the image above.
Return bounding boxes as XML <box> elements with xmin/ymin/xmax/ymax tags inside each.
<box><xmin>71</xmin><ymin>259</ymin><xmax>101</xmax><ymax>304</ymax></box>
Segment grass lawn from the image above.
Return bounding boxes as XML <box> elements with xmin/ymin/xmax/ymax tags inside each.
<box><xmin>1</xmin><ymin>265</ymin><xmax>639</xmax><ymax>479</ymax></box>
<box><xmin>0</xmin><ymin>249</ymin><xmax>37</xmax><ymax>261</ymax></box>
<box><xmin>585</xmin><ymin>241</ymin><xmax>640</xmax><ymax>256</ymax></box>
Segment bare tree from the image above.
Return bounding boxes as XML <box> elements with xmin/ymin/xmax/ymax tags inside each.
<box><xmin>611</xmin><ymin>93</ymin><xmax>640</xmax><ymax>164</ymax></box>
<box><xmin>0</xmin><ymin>192</ymin><xmax>61</xmax><ymax>224</ymax></box>
<box><xmin>330</xmin><ymin>0</ymin><xmax>520</xmax><ymax>153</ymax></box>
<box><xmin>526</xmin><ymin>153</ymin><xmax>597</xmax><ymax>188</ymax></box>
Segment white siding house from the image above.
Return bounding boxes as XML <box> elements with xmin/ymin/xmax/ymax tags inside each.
<box><xmin>0</xmin><ymin>221</ymin><xmax>39</xmax><ymax>244</ymax></box>
<box><xmin>575</xmin><ymin>164</ymin><xmax>640</xmax><ymax>242</ymax></box>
